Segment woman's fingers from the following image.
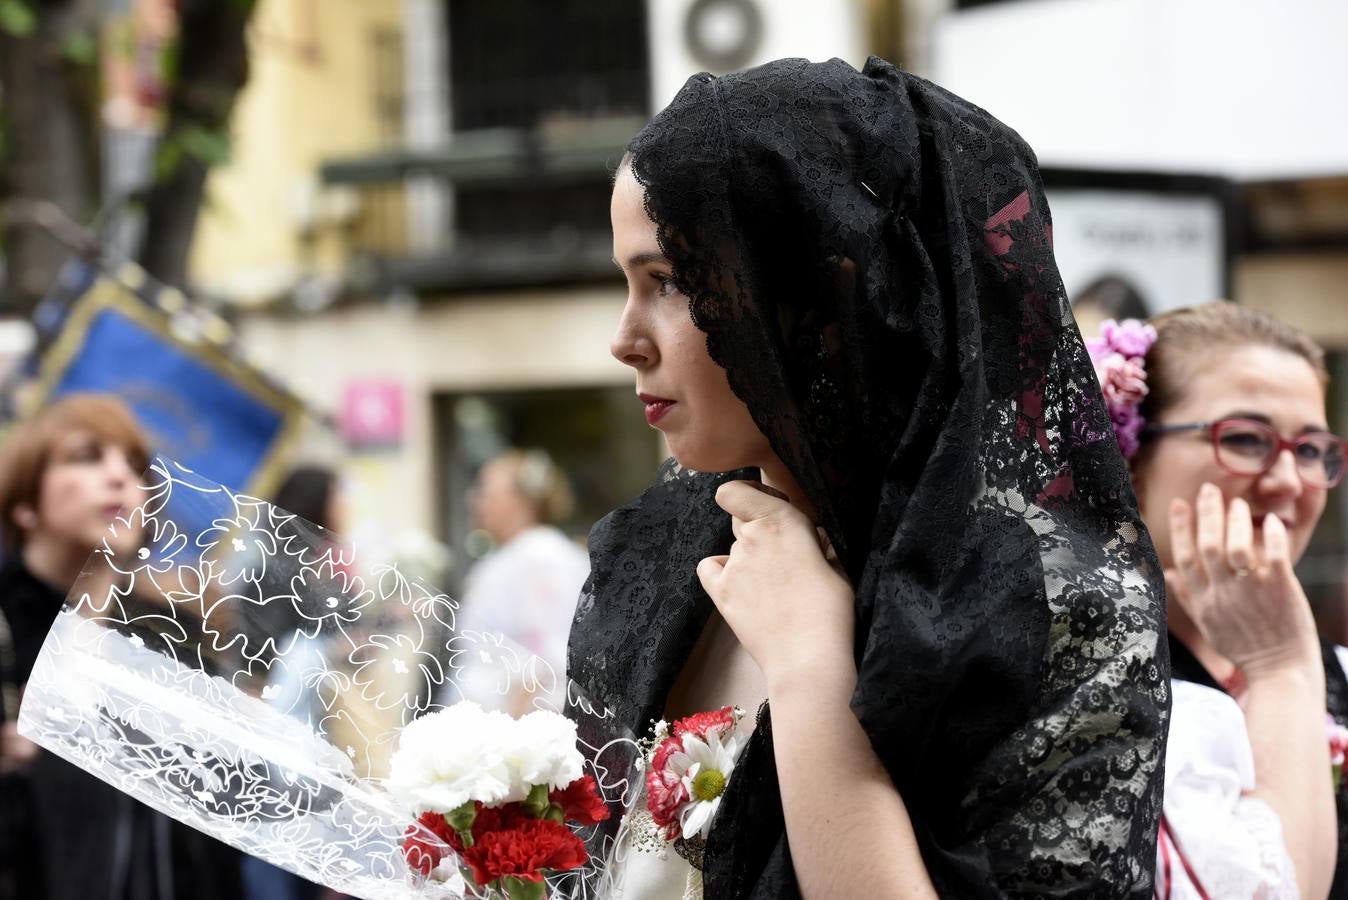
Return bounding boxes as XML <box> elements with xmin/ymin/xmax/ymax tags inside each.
<box><xmin>1194</xmin><ymin>483</ymin><xmax>1226</xmax><ymax>577</ymax></box>
<box><xmin>1225</xmin><ymin>497</ymin><xmax>1256</xmax><ymax>576</ymax></box>
<box><xmin>1261</xmin><ymin>513</ymin><xmax>1292</xmax><ymax>576</ymax></box>
<box><xmin>1169</xmin><ymin>497</ymin><xmax>1206</xmax><ymax>593</ymax></box>
<box><xmin>715</xmin><ymin>480</ymin><xmax>792</xmax><ymax>521</ymax></box>
<box><xmin>696</xmin><ymin>554</ymin><xmax>729</xmax><ymax>598</ymax></box>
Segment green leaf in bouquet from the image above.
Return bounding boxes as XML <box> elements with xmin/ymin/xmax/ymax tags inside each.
<box><xmin>501</xmin><ymin>875</ymin><xmax>547</xmax><ymax>900</ymax></box>
<box><xmin>1335</xmin><ymin>762</ymin><xmax>1343</xmax><ymax>793</ymax></box>
<box><xmin>446</xmin><ymin>799</ymin><xmax>477</xmax><ymax>847</ymax></box>
<box><xmin>523</xmin><ymin>783</ymin><xmax>551</xmax><ymax>818</ymax></box>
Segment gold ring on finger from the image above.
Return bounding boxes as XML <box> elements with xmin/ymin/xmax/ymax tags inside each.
<box><xmin>1233</xmin><ymin>567</ymin><xmax>1252</xmax><ymax>578</ymax></box>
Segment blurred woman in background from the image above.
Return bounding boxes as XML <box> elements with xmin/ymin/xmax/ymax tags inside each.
<box><xmin>1093</xmin><ymin>302</ymin><xmax>1347</xmax><ymax>898</ymax></box>
<box><xmin>0</xmin><ymin>393</ymin><xmax>241</xmax><ymax>900</ymax></box>
<box><xmin>457</xmin><ymin>448</ymin><xmax>588</xmax><ymax>710</ymax></box>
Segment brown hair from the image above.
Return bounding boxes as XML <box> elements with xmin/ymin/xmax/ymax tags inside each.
<box><xmin>0</xmin><ymin>393</ymin><xmax>151</xmax><ymax>552</ymax></box>
<box><xmin>1139</xmin><ymin>301</ymin><xmax>1329</xmax><ymax>427</ymax></box>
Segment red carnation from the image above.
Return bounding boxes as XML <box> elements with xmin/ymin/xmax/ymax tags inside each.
<box><xmin>645</xmin><ymin>736</ymin><xmax>690</xmax><ymax>839</ymax></box>
<box><xmin>460</xmin><ymin>818</ymin><xmax>589</xmax><ymax>887</ymax></box>
<box><xmin>471</xmin><ymin>801</ymin><xmax>531</xmax><ymax>839</ymax></box>
<box><xmin>401</xmin><ymin>811</ymin><xmax>456</xmax><ymax>875</ymax></box>
<box><xmin>549</xmin><ymin>774</ymin><xmax>611</xmax><ymax>826</ymax></box>
<box><xmin>650</xmin><ymin>734</ymin><xmax>684</xmax><ymax>778</ymax></box>
<box><xmin>672</xmin><ymin>706</ymin><xmax>735</xmax><ymax>740</ymax></box>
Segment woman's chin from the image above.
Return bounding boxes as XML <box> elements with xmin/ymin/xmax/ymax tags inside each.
<box><xmin>666</xmin><ymin>441</ymin><xmax>757</xmax><ymax>476</ymax></box>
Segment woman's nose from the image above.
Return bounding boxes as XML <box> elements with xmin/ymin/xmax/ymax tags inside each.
<box><xmin>610</xmin><ymin>305</ymin><xmax>655</xmax><ymax>369</ymax></box>
<box><xmin>1258</xmin><ymin>448</ymin><xmax>1304</xmax><ymax>497</ymax></box>
<box><xmin>103</xmin><ymin>447</ymin><xmax>137</xmax><ymax>485</ymax></box>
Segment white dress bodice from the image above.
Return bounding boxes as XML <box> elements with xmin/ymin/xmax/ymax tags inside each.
<box><xmin>1157</xmin><ymin>679</ymin><xmax>1299</xmax><ymax>899</ymax></box>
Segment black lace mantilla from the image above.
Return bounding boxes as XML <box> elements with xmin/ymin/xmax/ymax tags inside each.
<box><xmin>570</xmin><ymin>57</ymin><xmax>1170</xmax><ymax>898</ymax></box>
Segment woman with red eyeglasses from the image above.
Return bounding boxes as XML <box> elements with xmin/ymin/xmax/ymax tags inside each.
<box><xmin>1091</xmin><ymin>301</ymin><xmax>1348</xmax><ymax>899</ymax></box>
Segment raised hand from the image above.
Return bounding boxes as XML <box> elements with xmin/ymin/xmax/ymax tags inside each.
<box><xmin>696</xmin><ymin>480</ymin><xmax>854</xmax><ymax>691</ymax></box>
<box><xmin>1165</xmin><ymin>482</ymin><xmax>1320</xmax><ymax>680</ymax></box>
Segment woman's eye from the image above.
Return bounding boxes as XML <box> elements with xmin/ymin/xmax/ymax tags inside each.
<box><xmin>1218</xmin><ymin>431</ymin><xmax>1271</xmax><ymax>456</ymax></box>
<box><xmin>1295</xmin><ymin>442</ymin><xmax>1324</xmax><ymax>462</ymax></box>
<box><xmin>652</xmin><ymin>273</ymin><xmax>677</xmax><ymax>297</ymax></box>
<box><xmin>70</xmin><ymin>443</ymin><xmax>102</xmax><ymax>462</ymax></box>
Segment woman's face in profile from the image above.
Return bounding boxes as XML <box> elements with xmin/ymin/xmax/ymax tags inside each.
<box><xmin>609</xmin><ymin>167</ymin><xmax>771</xmax><ymax>473</ymax></box>
<box><xmin>1132</xmin><ymin>343</ymin><xmax>1330</xmax><ymax>569</ymax></box>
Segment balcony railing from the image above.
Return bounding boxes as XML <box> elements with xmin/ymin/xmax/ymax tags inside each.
<box><xmin>319</xmin><ymin>116</ymin><xmax>640</xmax><ymax>294</ymax></box>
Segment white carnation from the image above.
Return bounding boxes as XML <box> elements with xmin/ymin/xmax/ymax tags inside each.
<box><xmin>507</xmin><ymin>709</ymin><xmax>584</xmax><ymax>791</ymax></box>
<box><xmin>386</xmin><ymin>702</ymin><xmax>517</xmax><ymax>813</ymax></box>
<box><xmin>387</xmin><ymin>703</ymin><xmax>587</xmax><ymax>815</ymax></box>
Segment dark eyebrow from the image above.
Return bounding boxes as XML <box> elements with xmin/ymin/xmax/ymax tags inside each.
<box><xmin>612</xmin><ymin>251</ymin><xmax>668</xmax><ymax>271</ymax></box>
<box><xmin>1220</xmin><ymin>411</ymin><xmax>1331</xmax><ymax>435</ymax></box>
<box><xmin>1220</xmin><ymin>411</ymin><xmax>1273</xmax><ymax>425</ymax></box>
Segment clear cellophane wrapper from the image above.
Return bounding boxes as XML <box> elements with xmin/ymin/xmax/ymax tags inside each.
<box><xmin>17</xmin><ymin>459</ymin><xmax>642</xmax><ymax>899</ymax></box>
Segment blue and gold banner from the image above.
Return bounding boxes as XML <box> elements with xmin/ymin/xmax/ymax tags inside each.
<box><xmin>32</xmin><ymin>269</ymin><xmax>302</xmax><ymax>496</ymax></box>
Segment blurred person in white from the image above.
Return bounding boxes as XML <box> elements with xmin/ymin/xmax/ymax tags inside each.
<box><xmin>456</xmin><ymin>448</ymin><xmax>588</xmax><ymax>711</ymax></box>
<box><xmin>1094</xmin><ymin>302</ymin><xmax>1348</xmax><ymax>898</ymax></box>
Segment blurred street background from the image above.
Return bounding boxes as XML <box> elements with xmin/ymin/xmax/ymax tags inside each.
<box><xmin>1</xmin><ymin>0</ymin><xmax>1345</xmax><ymax>624</ymax></box>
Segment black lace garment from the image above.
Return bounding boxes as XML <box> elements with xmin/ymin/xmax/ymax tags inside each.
<box><xmin>569</xmin><ymin>57</ymin><xmax>1170</xmax><ymax>898</ymax></box>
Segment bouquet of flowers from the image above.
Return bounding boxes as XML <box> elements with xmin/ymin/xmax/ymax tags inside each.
<box><xmin>16</xmin><ymin>458</ymin><xmax>641</xmax><ymax>899</ymax></box>
<box><xmin>390</xmin><ymin>702</ymin><xmax>610</xmax><ymax>898</ymax></box>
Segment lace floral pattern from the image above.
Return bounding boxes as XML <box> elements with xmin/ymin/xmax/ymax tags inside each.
<box><xmin>18</xmin><ymin>459</ymin><xmax>643</xmax><ymax>900</ymax></box>
<box><xmin>572</xmin><ymin>57</ymin><xmax>1169</xmax><ymax>898</ymax></box>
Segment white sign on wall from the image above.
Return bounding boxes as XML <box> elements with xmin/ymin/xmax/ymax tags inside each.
<box><xmin>1047</xmin><ymin>187</ymin><xmax>1228</xmax><ymax>318</ymax></box>
<box><xmin>933</xmin><ymin>0</ymin><xmax>1348</xmax><ymax>178</ymax></box>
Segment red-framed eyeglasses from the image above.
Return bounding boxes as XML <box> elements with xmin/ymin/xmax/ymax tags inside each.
<box><xmin>1143</xmin><ymin>417</ymin><xmax>1346</xmax><ymax>489</ymax></box>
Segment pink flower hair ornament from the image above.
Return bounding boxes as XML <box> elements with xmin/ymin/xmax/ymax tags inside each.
<box><xmin>1085</xmin><ymin>318</ymin><xmax>1157</xmax><ymax>459</ymax></box>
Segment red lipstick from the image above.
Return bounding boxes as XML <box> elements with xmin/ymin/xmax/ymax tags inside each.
<box><xmin>638</xmin><ymin>392</ymin><xmax>676</xmax><ymax>425</ymax></box>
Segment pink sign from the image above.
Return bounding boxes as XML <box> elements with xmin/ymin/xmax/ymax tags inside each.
<box><xmin>341</xmin><ymin>380</ymin><xmax>404</xmax><ymax>449</ymax></box>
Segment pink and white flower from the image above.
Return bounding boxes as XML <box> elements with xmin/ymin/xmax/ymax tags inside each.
<box><xmin>644</xmin><ymin>706</ymin><xmax>745</xmax><ymax>842</ymax></box>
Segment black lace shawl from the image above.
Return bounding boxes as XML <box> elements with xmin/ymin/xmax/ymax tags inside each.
<box><xmin>569</xmin><ymin>57</ymin><xmax>1170</xmax><ymax>898</ymax></box>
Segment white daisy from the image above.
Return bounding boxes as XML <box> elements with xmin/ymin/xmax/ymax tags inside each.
<box><xmin>671</xmin><ymin>730</ymin><xmax>743</xmax><ymax>839</ymax></box>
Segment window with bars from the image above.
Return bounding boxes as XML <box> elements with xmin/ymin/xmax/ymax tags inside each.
<box><xmin>446</xmin><ymin>0</ymin><xmax>647</xmax><ymax>133</ymax></box>
<box><xmin>445</xmin><ymin>0</ymin><xmax>648</xmax><ymax>247</ymax></box>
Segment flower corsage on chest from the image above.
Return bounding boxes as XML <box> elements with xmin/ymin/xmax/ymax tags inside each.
<box><xmin>635</xmin><ymin>705</ymin><xmax>747</xmax><ymax>869</ymax></box>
